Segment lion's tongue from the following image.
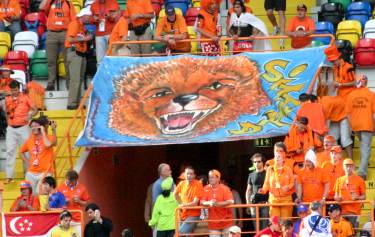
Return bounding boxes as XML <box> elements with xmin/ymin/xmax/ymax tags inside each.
<box><xmin>168</xmin><ymin>114</ymin><xmax>194</xmax><ymax>129</ymax></box>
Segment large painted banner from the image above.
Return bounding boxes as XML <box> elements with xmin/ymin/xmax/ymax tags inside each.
<box><xmin>76</xmin><ymin>46</ymin><xmax>328</xmax><ymax>147</ymax></box>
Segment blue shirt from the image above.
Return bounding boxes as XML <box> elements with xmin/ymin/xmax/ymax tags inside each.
<box><xmin>49</xmin><ymin>191</ymin><xmax>66</xmax><ymax>208</ymax></box>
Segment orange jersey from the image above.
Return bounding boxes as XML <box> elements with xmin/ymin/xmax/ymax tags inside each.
<box><xmin>175</xmin><ymin>179</ymin><xmax>204</xmax><ymax>220</ymax></box>
<box><xmin>125</xmin><ymin>0</ymin><xmax>153</xmax><ymax>27</ymax></box>
<box><xmin>0</xmin><ymin>0</ymin><xmax>21</xmax><ymax>21</ymax></box>
<box><xmin>10</xmin><ymin>195</ymin><xmax>40</xmax><ymax>212</ymax></box>
<box><xmin>330</xmin><ymin>217</ymin><xmax>354</xmax><ymax>237</ymax></box>
<box><xmin>297</xmin><ymin>102</ymin><xmax>328</xmax><ymax>136</ymax></box>
<box><xmin>334</xmin><ymin>175</ymin><xmax>365</xmax><ymax>215</ymax></box>
<box><xmin>90</xmin><ymin>0</ymin><xmax>119</xmax><ymax>36</ymax></box>
<box><xmin>109</xmin><ymin>16</ymin><xmax>128</xmax><ymax>45</ymax></box>
<box><xmin>316</xmin><ymin>151</ymin><xmax>330</xmax><ymax>168</ymax></box>
<box><xmin>65</xmin><ymin>19</ymin><xmax>88</xmax><ymax>53</ymax></box>
<box><xmin>346</xmin><ymin>87</ymin><xmax>375</xmax><ymax>132</ymax></box>
<box><xmin>57</xmin><ymin>182</ymin><xmax>90</xmax><ymax>220</ymax></box>
<box><xmin>201</xmin><ymin>183</ymin><xmax>233</xmax><ymax>230</ymax></box>
<box><xmin>322</xmin><ymin>160</ymin><xmax>344</xmax><ymax>199</ymax></box>
<box><xmin>334</xmin><ymin>60</ymin><xmax>356</xmax><ymax>98</ymax></box>
<box><xmin>262</xmin><ymin>165</ymin><xmax>294</xmax><ymax>199</ymax></box>
<box><xmin>266</xmin><ymin>158</ymin><xmax>297</xmax><ymax>175</ymax></box>
<box><xmin>197</xmin><ymin>8</ymin><xmax>218</xmax><ymax>38</ymax></box>
<box><xmin>320</xmin><ymin>96</ymin><xmax>347</xmax><ymax>122</ymax></box>
<box><xmin>5</xmin><ymin>93</ymin><xmax>34</xmax><ymax>127</ymax></box>
<box><xmin>43</xmin><ymin>0</ymin><xmax>76</xmax><ymax>31</ymax></box>
<box><xmin>297</xmin><ymin>167</ymin><xmax>329</xmax><ymax>202</ymax></box>
<box><xmin>20</xmin><ymin>134</ymin><xmax>56</xmax><ymax>173</ymax></box>
<box><xmin>155</xmin><ymin>15</ymin><xmax>190</xmax><ymax>52</ymax></box>
<box><xmin>287</xmin><ymin>16</ymin><xmax>315</xmax><ymax>49</ymax></box>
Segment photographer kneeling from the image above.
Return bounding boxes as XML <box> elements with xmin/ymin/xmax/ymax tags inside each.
<box><xmin>21</xmin><ymin>116</ymin><xmax>57</xmax><ymax>194</ymax></box>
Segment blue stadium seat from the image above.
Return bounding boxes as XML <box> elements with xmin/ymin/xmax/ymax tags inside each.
<box><xmin>164</xmin><ymin>0</ymin><xmax>191</xmax><ymax>15</ymax></box>
<box><xmin>314</xmin><ymin>21</ymin><xmax>335</xmax><ymax>45</ymax></box>
<box><xmin>346</xmin><ymin>1</ymin><xmax>372</xmax><ymax>28</ymax></box>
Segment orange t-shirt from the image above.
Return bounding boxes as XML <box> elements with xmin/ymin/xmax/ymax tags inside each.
<box><xmin>155</xmin><ymin>15</ymin><xmax>190</xmax><ymax>52</ymax></box>
<box><xmin>65</xmin><ymin>19</ymin><xmax>88</xmax><ymax>53</ymax></box>
<box><xmin>322</xmin><ymin>160</ymin><xmax>344</xmax><ymax>199</ymax></box>
<box><xmin>262</xmin><ymin>165</ymin><xmax>294</xmax><ymax>199</ymax></box>
<box><xmin>334</xmin><ymin>60</ymin><xmax>356</xmax><ymax>98</ymax></box>
<box><xmin>90</xmin><ymin>0</ymin><xmax>119</xmax><ymax>36</ymax></box>
<box><xmin>10</xmin><ymin>195</ymin><xmax>40</xmax><ymax>211</ymax></box>
<box><xmin>5</xmin><ymin>93</ymin><xmax>34</xmax><ymax>127</ymax></box>
<box><xmin>0</xmin><ymin>0</ymin><xmax>21</xmax><ymax>21</ymax></box>
<box><xmin>330</xmin><ymin>217</ymin><xmax>354</xmax><ymax>237</ymax></box>
<box><xmin>125</xmin><ymin>0</ymin><xmax>154</xmax><ymax>27</ymax></box>
<box><xmin>43</xmin><ymin>0</ymin><xmax>76</xmax><ymax>31</ymax></box>
<box><xmin>320</xmin><ymin>96</ymin><xmax>347</xmax><ymax>122</ymax></box>
<box><xmin>0</xmin><ymin>77</ymin><xmax>13</xmax><ymax>92</ymax></box>
<box><xmin>266</xmin><ymin>158</ymin><xmax>297</xmax><ymax>175</ymax></box>
<box><xmin>334</xmin><ymin>175</ymin><xmax>365</xmax><ymax>215</ymax></box>
<box><xmin>57</xmin><ymin>182</ymin><xmax>90</xmax><ymax>220</ymax></box>
<box><xmin>197</xmin><ymin>9</ymin><xmax>218</xmax><ymax>38</ymax></box>
<box><xmin>201</xmin><ymin>183</ymin><xmax>233</xmax><ymax>230</ymax></box>
<box><xmin>287</xmin><ymin>16</ymin><xmax>315</xmax><ymax>49</ymax></box>
<box><xmin>174</xmin><ymin>179</ymin><xmax>204</xmax><ymax>220</ymax></box>
<box><xmin>297</xmin><ymin>167</ymin><xmax>329</xmax><ymax>202</ymax></box>
<box><xmin>346</xmin><ymin>87</ymin><xmax>375</xmax><ymax>132</ymax></box>
<box><xmin>296</xmin><ymin>101</ymin><xmax>328</xmax><ymax>136</ymax></box>
<box><xmin>316</xmin><ymin>150</ymin><xmax>330</xmax><ymax>168</ymax></box>
<box><xmin>109</xmin><ymin>16</ymin><xmax>128</xmax><ymax>45</ymax></box>
<box><xmin>20</xmin><ymin>134</ymin><xmax>56</xmax><ymax>174</ymax></box>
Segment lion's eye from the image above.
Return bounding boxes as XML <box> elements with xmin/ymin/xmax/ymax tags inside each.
<box><xmin>209</xmin><ymin>81</ymin><xmax>223</xmax><ymax>90</ymax></box>
<box><xmin>152</xmin><ymin>90</ymin><xmax>172</xmax><ymax>98</ymax></box>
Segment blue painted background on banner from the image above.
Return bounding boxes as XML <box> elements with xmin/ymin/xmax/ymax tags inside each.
<box><xmin>76</xmin><ymin>46</ymin><xmax>327</xmax><ymax>147</ymax></box>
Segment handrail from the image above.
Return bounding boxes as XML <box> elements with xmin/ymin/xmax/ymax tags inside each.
<box><xmin>174</xmin><ymin>200</ymin><xmax>375</xmax><ymax>237</ymax></box>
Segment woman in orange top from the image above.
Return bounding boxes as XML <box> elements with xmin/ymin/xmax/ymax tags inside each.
<box><xmin>259</xmin><ymin>142</ymin><xmax>294</xmax><ymax>218</ymax></box>
<box><xmin>0</xmin><ymin>0</ymin><xmax>21</xmax><ymax>38</ymax></box>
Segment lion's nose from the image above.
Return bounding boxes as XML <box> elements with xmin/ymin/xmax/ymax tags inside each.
<box><xmin>173</xmin><ymin>94</ymin><xmax>198</xmax><ymax>107</ymax></box>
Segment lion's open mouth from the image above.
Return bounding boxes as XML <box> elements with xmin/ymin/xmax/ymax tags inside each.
<box><xmin>158</xmin><ymin>107</ymin><xmax>220</xmax><ymax>135</ymax></box>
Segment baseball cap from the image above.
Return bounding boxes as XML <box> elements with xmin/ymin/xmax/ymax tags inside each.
<box><xmin>330</xmin><ymin>146</ymin><xmax>342</xmax><ymax>153</ymax></box>
<box><xmin>77</xmin><ymin>7</ymin><xmax>92</xmax><ymax>17</ymax></box>
<box><xmin>269</xmin><ymin>216</ymin><xmax>280</xmax><ymax>225</ymax></box>
<box><xmin>297</xmin><ymin>4</ymin><xmax>307</xmax><ymax>11</ymax></box>
<box><xmin>166</xmin><ymin>6</ymin><xmax>175</xmax><ymax>16</ymax></box>
<box><xmin>20</xmin><ymin>180</ymin><xmax>32</xmax><ymax>189</ymax></box>
<box><xmin>343</xmin><ymin>158</ymin><xmax>354</xmax><ymax>165</ymax></box>
<box><xmin>328</xmin><ymin>204</ymin><xmax>341</xmax><ymax>213</ymax></box>
<box><xmin>297</xmin><ymin>204</ymin><xmax>308</xmax><ymax>213</ymax></box>
<box><xmin>228</xmin><ymin>225</ymin><xmax>241</xmax><ymax>234</ymax></box>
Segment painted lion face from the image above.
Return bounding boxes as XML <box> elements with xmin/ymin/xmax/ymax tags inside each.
<box><xmin>109</xmin><ymin>56</ymin><xmax>270</xmax><ymax>139</ymax></box>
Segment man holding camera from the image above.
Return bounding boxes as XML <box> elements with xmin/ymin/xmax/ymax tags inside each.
<box><xmin>245</xmin><ymin>153</ymin><xmax>269</xmax><ymax>230</ymax></box>
<box><xmin>20</xmin><ymin>116</ymin><xmax>57</xmax><ymax>194</ymax></box>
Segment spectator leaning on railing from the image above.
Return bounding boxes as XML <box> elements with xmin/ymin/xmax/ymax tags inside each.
<box><xmin>10</xmin><ymin>180</ymin><xmax>40</xmax><ymax>212</ymax></box>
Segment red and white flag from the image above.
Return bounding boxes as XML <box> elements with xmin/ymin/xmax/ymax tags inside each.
<box><xmin>2</xmin><ymin>212</ymin><xmax>59</xmax><ymax>237</ymax></box>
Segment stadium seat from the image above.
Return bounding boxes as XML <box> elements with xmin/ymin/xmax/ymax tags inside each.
<box><xmin>314</xmin><ymin>21</ymin><xmax>335</xmax><ymax>45</ymax></box>
<box><xmin>185</xmin><ymin>7</ymin><xmax>199</xmax><ymax>26</ymax></box>
<box><xmin>0</xmin><ymin>32</ymin><xmax>11</xmax><ymax>59</ymax></box>
<box><xmin>4</xmin><ymin>50</ymin><xmax>29</xmax><ymax>73</ymax></box>
<box><xmin>336</xmin><ymin>39</ymin><xmax>353</xmax><ymax>62</ymax></box>
<box><xmin>12</xmin><ymin>31</ymin><xmax>39</xmax><ymax>58</ymax></box>
<box><xmin>336</xmin><ymin>20</ymin><xmax>362</xmax><ymax>46</ymax></box>
<box><xmin>354</xmin><ymin>38</ymin><xmax>375</xmax><ymax>66</ymax></box>
<box><xmin>187</xmin><ymin>26</ymin><xmax>198</xmax><ymax>53</ymax></box>
<box><xmin>159</xmin><ymin>7</ymin><xmax>183</xmax><ymax>18</ymax></box>
<box><xmin>318</xmin><ymin>2</ymin><xmax>345</xmax><ymax>29</ymax></box>
<box><xmin>31</xmin><ymin>49</ymin><xmax>48</xmax><ymax>79</ymax></box>
<box><xmin>58</xmin><ymin>53</ymin><xmax>66</xmax><ymax>78</ymax></box>
<box><xmin>346</xmin><ymin>1</ymin><xmax>372</xmax><ymax>28</ymax></box>
<box><xmin>192</xmin><ymin>0</ymin><xmax>200</xmax><ymax>7</ymax></box>
<box><xmin>328</xmin><ymin>0</ymin><xmax>352</xmax><ymax>10</ymax></box>
<box><xmin>355</xmin><ymin>0</ymin><xmax>375</xmax><ymax>11</ymax></box>
<box><xmin>117</xmin><ymin>0</ymin><xmax>127</xmax><ymax>10</ymax></box>
<box><xmin>165</xmin><ymin>0</ymin><xmax>190</xmax><ymax>15</ymax></box>
<box><xmin>152</xmin><ymin>0</ymin><xmax>163</xmax><ymax>16</ymax></box>
<box><xmin>24</xmin><ymin>12</ymin><xmax>47</xmax><ymax>38</ymax></box>
<box><xmin>364</xmin><ymin>19</ymin><xmax>375</xmax><ymax>38</ymax></box>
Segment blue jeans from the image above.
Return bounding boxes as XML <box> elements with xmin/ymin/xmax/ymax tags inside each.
<box><xmin>95</xmin><ymin>34</ymin><xmax>109</xmax><ymax>65</ymax></box>
<box><xmin>0</xmin><ymin>20</ymin><xmax>21</xmax><ymax>39</ymax></box>
<box><xmin>179</xmin><ymin>216</ymin><xmax>200</xmax><ymax>234</ymax></box>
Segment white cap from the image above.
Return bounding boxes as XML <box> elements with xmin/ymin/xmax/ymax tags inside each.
<box><xmin>228</xmin><ymin>225</ymin><xmax>241</xmax><ymax>234</ymax></box>
<box><xmin>305</xmin><ymin>149</ymin><xmax>317</xmax><ymax>167</ymax></box>
<box><xmin>77</xmin><ymin>7</ymin><xmax>92</xmax><ymax>17</ymax></box>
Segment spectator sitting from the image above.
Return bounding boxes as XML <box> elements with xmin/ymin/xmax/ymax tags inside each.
<box><xmin>84</xmin><ymin>203</ymin><xmax>113</xmax><ymax>237</ymax></box>
<box><xmin>299</xmin><ymin>202</ymin><xmax>331</xmax><ymax>237</ymax></box>
<box><xmin>0</xmin><ymin>0</ymin><xmax>21</xmax><ymax>39</ymax></box>
<box><xmin>108</xmin><ymin>16</ymin><xmax>129</xmax><ymax>55</ymax></box>
<box><xmin>10</xmin><ymin>180</ymin><xmax>40</xmax><ymax>211</ymax></box>
<box><xmin>154</xmin><ymin>6</ymin><xmax>191</xmax><ymax>54</ymax></box>
<box><xmin>41</xmin><ymin>176</ymin><xmax>66</xmax><ymax>210</ymax></box>
<box><xmin>322</xmin><ymin>146</ymin><xmax>345</xmax><ymax>201</ymax></box>
<box><xmin>90</xmin><ymin>0</ymin><xmax>119</xmax><ymax>65</ymax></box>
<box><xmin>121</xmin><ymin>228</ymin><xmax>134</xmax><ymax>237</ymax></box>
<box><xmin>229</xmin><ymin>225</ymin><xmax>241</xmax><ymax>237</ymax></box>
<box><xmin>21</xmin><ymin>116</ymin><xmax>57</xmax><ymax>194</ymax></box>
<box><xmin>328</xmin><ymin>204</ymin><xmax>354</xmax><ymax>237</ymax></box>
<box><xmin>0</xmin><ymin>65</ymin><xmax>15</xmax><ymax>93</ymax></box>
<box><xmin>57</xmin><ymin>170</ymin><xmax>90</xmax><ymax>221</ymax></box>
<box><xmin>286</xmin><ymin>4</ymin><xmax>315</xmax><ymax>49</ymax></box>
<box><xmin>51</xmin><ymin>211</ymin><xmax>79</xmax><ymax>237</ymax></box>
<box><xmin>149</xmin><ymin>177</ymin><xmax>178</xmax><ymax>237</ymax></box>
<box><xmin>292</xmin><ymin>204</ymin><xmax>308</xmax><ymax>237</ymax></box>
<box><xmin>254</xmin><ymin>216</ymin><xmax>282</xmax><ymax>237</ymax></box>
<box><xmin>281</xmin><ymin>219</ymin><xmax>294</xmax><ymax>237</ymax></box>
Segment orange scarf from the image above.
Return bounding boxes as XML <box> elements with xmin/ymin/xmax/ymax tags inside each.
<box><xmin>285</xmin><ymin>124</ymin><xmax>316</xmax><ymax>153</ymax></box>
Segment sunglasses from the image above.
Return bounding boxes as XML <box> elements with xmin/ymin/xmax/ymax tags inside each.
<box><xmin>253</xmin><ymin>161</ymin><xmax>263</xmax><ymax>163</ymax></box>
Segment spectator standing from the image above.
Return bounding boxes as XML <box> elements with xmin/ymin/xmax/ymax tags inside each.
<box><xmin>4</xmin><ymin>80</ymin><xmax>38</xmax><ymax>184</ymax></box>
<box><xmin>316</xmin><ymin>135</ymin><xmax>336</xmax><ymax>168</ymax></box>
<box><xmin>292</xmin><ymin>204</ymin><xmax>308</xmax><ymax>237</ymax></box>
<box><xmin>154</xmin><ymin>6</ymin><xmax>190</xmax><ymax>53</ymax></box>
<box><xmin>65</xmin><ymin>8</ymin><xmax>93</xmax><ymax>110</ymax></box>
<box><xmin>345</xmin><ymin>75</ymin><xmax>375</xmax><ymax>180</ymax></box>
<box><xmin>108</xmin><ymin>16</ymin><xmax>129</xmax><ymax>55</ymax></box>
<box><xmin>0</xmin><ymin>66</ymin><xmax>14</xmax><ymax>93</ymax></box>
<box><xmin>149</xmin><ymin>177</ymin><xmax>179</xmax><ymax>237</ymax></box>
<box><xmin>245</xmin><ymin>153</ymin><xmax>269</xmax><ymax>230</ymax></box>
<box><xmin>286</xmin><ymin>4</ymin><xmax>315</xmax><ymax>49</ymax></box>
<box><xmin>152</xmin><ymin>163</ymin><xmax>173</xmax><ymax>203</ymax></box>
<box><xmin>21</xmin><ymin>116</ymin><xmax>57</xmax><ymax>193</ymax></box>
<box><xmin>295</xmin><ymin>150</ymin><xmax>329</xmax><ymax>204</ymax></box>
<box><xmin>40</xmin><ymin>0</ymin><xmax>76</xmax><ymax>91</ymax></box>
<box><xmin>41</xmin><ymin>176</ymin><xmax>66</xmax><ymax>210</ymax></box>
<box><xmin>334</xmin><ymin>158</ymin><xmax>366</xmax><ymax>229</ymax></box>
<box><xmin>90</xmin><ymin>0</ymin><xmax>119</xmax><ymax>65</ymax></box>
<box><xmin>125</xmin><ymin>0</ymin><xmax>154</xmax><ymax>56</ymax></box>
<box><xmin>10</xmin><ymin>180</ymin><xmax>40</xmax><ymax>211</ymax></box>
<box><xmin>84</xmin><ymin>203</ymin><xmax>113</xmax><ymax>237</ymax></box>
<box><xmin>264</xmin><ymin>0</ymin><xmax>286</xmax><ymax>48</ymax></box>
<box><xmin>265</xmin><ymin>142</ymin><xmax>296</xmax><ymax>174</ymax></box>
<box><xmin>260</xmin><ymin>142</ymin><xmax>294</xmax><ymax>218</ymax></box>
<box><xmin>197</xmin><ymin>0</ymin><xmax>220</xmax><ymax>55</ymax></box>
<box><xmin>57</xmin><ymin>170</ymin><xmax>90</xmax><ymax>221</ymax></box>
<box><xmin>254</xmin><ymin>216</ymin><xmax>282</xmax><ymax>237</ymax></box>
<box><xmin>299</xmin><ymin>202</ymin><xmax>331</xmax><ymax>237</ymax></box>
<box><xmin>328</xmin><ymin>204</ymin><xmax>354</xmax><ymax>237</ymax></box>
<box><xmin>201</xmin><ymin>169</ymin><xmax>234</xmax><ymax>236</ymax></box>
<box><xmin>228</xmin><ymin>225</ymin><xmax>241</xmax><ymax>237</ymax></box>
<box><xmin>51</xmin><ymin>211</ymin><xmax>79</xmax><ymax>237</ymax></box>
<box><xmin>0</xmin><ymin>0</ymin><xmax>21</xmax><ymax>39</ymax></box>
<box><xmin>174</xmin><ymin>166</ymin><xmax>204</xmax><ymax>235</ymax></box>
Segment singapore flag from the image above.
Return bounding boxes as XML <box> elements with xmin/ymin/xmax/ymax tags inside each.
<box><xmin>2</xmin><ymin>212</ymin><xmax>60</xmax><ymax>237</ymax></box>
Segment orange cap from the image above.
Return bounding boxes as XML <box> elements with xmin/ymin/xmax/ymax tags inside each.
<box><xmin>343</xmin><ymin>158</ymin><xmax>354</xmax><ymax>165</ymax></box>
<box><xmin>330</xmin><ymin>145</ymin><xmax>342</xmax><ymax>153</ymax></box>
<box><xmin>209</xmin><ymin>169</ymin><xmax>221</xmax><ymax>179</ymax></box>
<box><xmin>324</xmin><ymin>45</ymin><xmax>341</xmax><ymax>62</ymax></box>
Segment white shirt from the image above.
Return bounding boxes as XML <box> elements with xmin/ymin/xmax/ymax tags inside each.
<box><xmin>299</xmin><ymin>211</ymin><xmax>332</xmax><ymax>237</ymax></box>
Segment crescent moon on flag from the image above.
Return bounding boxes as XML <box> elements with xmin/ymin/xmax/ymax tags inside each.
<box><xmin>10</xmin><ymin>217</ymin><xmax>21</xmax><ymax>235</ymax></box>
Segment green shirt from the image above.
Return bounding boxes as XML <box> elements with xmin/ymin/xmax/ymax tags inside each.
<box><xmin>149</xmin><ymin>194</ymin><xmax>178</xmax><ymax>231</ymax></box>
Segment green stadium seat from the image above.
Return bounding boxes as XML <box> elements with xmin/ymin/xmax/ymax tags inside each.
<box><xmin>31</xmin><ymin>49</ymin><xmax>48</xmax><ymax>78</ymax></box>
<box><xmin>310</xmin><ymin>40</ymin><xmax>324</xmax><ymax>47</ymax></box>
<box><xmin>328</xmin><ymin>0</ymin><xmax>352</xmax><ymax>10</ymax></box>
